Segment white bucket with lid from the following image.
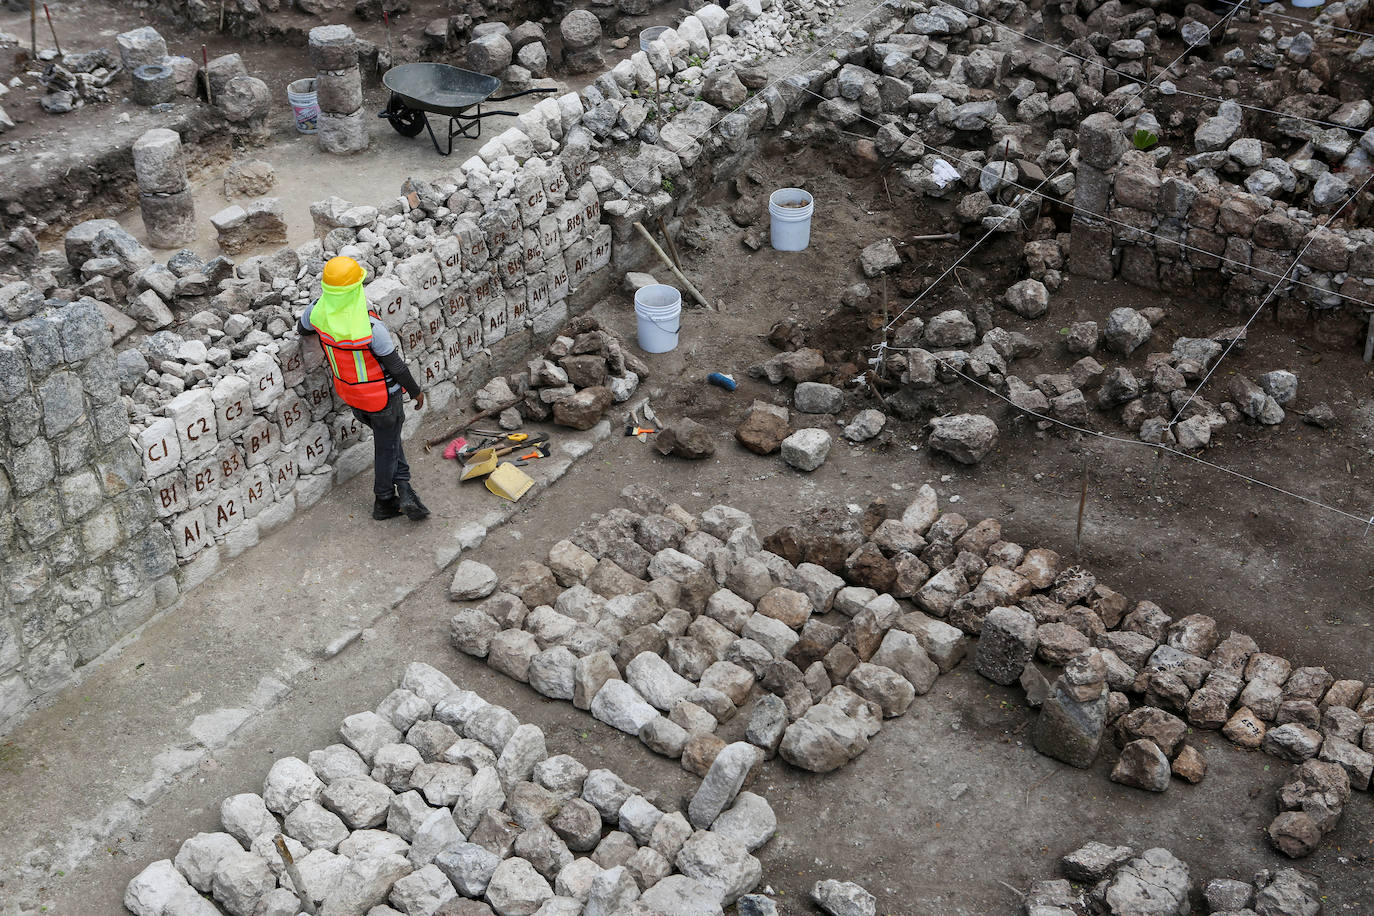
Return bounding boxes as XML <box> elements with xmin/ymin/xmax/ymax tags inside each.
<box><xmin>288</xmin><ymin>77</ymin><xmax>319</xmax><ymax>134</ymax></box>
<box><xmin>769</xmin><ymin>188</ymin><xmax>814</xmax><ymax>251</ymax></box>
<box><xmin>640</xmin><ymin>26</ymin><xmax>669</xmax><ymax>52</ymax></box>
<box><xmin>634</xmin><ymin>284</ymin><xmax>682</xmax><ymax>353</ymax></box>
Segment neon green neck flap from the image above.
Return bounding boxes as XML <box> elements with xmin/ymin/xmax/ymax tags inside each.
<box><xmin>313</xmin><ymin>273</ymin><xmax>370</xmax><ymax>341</ymax></box>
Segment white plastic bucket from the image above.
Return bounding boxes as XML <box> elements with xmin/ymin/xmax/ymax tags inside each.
<box><xmin>288</xmin><ymin>78</ymin><xmax>319</xmax><ymax>134</ymax></box>
<box><xmin>640</xmin><ymin>26</ymin><xmax>669</xmax><ymax>52</ymax></box>
<box><xmin>769</xmin><ymin>188</ymin><xmax>814</xmax><ymax>251</ymax></box>
<box><xmin>635</xmin><ymin>284</ymin><xmax>682</xmax><ymax>353</ymax></box>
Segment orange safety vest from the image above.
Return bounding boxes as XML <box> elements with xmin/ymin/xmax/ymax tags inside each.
<box><xmin>317</xmin><ymin>311</ymin><xmax>391</xmax><ymax>412</ymax></box>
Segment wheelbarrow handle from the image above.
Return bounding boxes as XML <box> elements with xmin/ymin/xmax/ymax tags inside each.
<box><xmin>488</xmin><ymin>86</ymin><xmax>559</xmax><ymax>103</ymax></box>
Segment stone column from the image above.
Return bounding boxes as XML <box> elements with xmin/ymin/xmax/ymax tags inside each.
<box><xmin>133</xmin><ymin>128</ymin><xmax>196</xmax><ymax>249</ymax></box>
<box><xmin>310</xmin><ymin>25</ymin><xmax>368</xmax><ymax>155</ymax></box>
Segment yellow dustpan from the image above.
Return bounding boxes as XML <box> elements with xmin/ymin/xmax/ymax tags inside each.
<box><xmin>460</xmin><ymin>447</ymin><xmax>502</xmax><ymax>481</ymax></box>
<box><xmin>486</xmin><ymin>462</ymin><xmax>534</xmax><ymax>501</ymax></box>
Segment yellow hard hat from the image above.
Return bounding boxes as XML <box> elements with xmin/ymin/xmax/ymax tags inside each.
<box><xmin>323</xmin><ymin>256</ymin><xmax>364</xmax><ymax>288</ymax></box>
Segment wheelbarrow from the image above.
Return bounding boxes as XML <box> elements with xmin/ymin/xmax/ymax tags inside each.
<box><xmin>378</xmin><ymin>62</ymin><xmax>556</xmax><ymax>155</ymax></box>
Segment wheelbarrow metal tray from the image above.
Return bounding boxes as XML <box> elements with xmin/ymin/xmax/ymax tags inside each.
<box><xmin>383</xmin><ymin>63</ymin><xmax>501</xmax><ymax>117</ymax></box>
<box><xmin>378</xmin><ymin>62</ymin><xmax>555</xmax><ymax>155</ymax></box>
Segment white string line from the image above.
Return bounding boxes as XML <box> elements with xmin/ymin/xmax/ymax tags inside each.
<box><xmin>937</xmin><ymin>0</ymin><xmax>1374</xmax><ymax>138</ymax></box>
<box><xmin>1259</xmin><ymin>5</ymin><xmax>1374</xmax><ymax>41</ymax></box>
<box><xmin>1166</xmin><ymin>165</ymin><xmax>1374</xmax><ymax>426</ymax></box>
<box><xmin>616</xmin><ymin>0</ymin><xmax>902</xmax><ymax>196</ymax></box>
<box><xmin>880</xmin><ymin>0</ymin><xmax>1247</xmax><ymax>336</ymax></box>
<box><xmin>889</xmin><ymin>346</ymin><xmax>1374</xmax><ymax>529</ymax></box>
<box><xmin>807</xmin><ymin>88</ymin><xmax>1374</xmax><ymax>313</ymax></box>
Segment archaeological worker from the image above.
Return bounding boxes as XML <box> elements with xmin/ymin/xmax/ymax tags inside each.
<box><xmin>297</xmin><ymin>256</ymin><xmax>430</xmax><ymax>521</ymax></box>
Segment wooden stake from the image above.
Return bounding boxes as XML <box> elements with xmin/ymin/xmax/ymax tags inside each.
<box><xmin>219</xmin><ymin>0</ymin><xmax>226</xmax><ymax>31</ymax></box>
<box><xmin>423</xmin><ymin>404</ymin><xmax>509</xmax><ymax>451</ymax></box>
<box><xmin>274</xmin><ymin>835</ymin><xmax>318</xmax><ymax>915</ymax></box>
<box><xmin>202</xmin><ymin>44</ymin><xmax>212</xmax><ymax>104</ymax></box>
<box><xmin>43</xmin><ymin>4</ymin><xmax>60</xmax><ymax>56</ymax></box>
<box><xmin>1364</xmin><ymin>311</ymin><xmax>1374</xmax><ymax>363</ymax></box>
<box><xmin>656</xmin><ymin>215</ymin><xmax>682</xmax><ymax>270</ymax></box>
<box><xmin>30</xmin><ymin>0</ymin><xmax>37</xmax><ymax>57</ymax></box>
<box><xmin>1075</xmin><ymin>455</ymin><xmax>1089</xmax><ymax>558</ymax></box>
<box><xmin>910</xmin><ymin>233</ymin><xmax>959</xmax><ymax>242</ymax></box>
<box><xmin>633</xmin><ymin>221</ymin><xmax>710</xmax><ymax>308</ymax></box>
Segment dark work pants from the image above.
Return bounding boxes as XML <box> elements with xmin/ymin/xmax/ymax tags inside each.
<box><xmin>352</xmin><ymin>389</ymin><xmax>409</xmax><ymax>499</ymax></box>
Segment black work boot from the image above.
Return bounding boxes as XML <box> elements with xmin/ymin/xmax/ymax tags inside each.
<box><xmin>372</xmin><ymin>493</ymin><xmax>402</xmax><ymax>520</ymax></box>
<box><xmin>396</xmin><ymin>482</ymin><xmax>430</xmax><ymax>520</ymax></box>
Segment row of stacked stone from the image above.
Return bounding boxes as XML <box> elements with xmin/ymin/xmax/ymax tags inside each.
<box><xmin>1024</xmin><ymin>839</ymin><xmax>1322</xmax><ymax>916</ymax></box>
<box><xmin>133</xmin><ymin>129</ymin><xmax>198</xmax><ymax>250</ymax></box>
<box><xmin>449</xmin><ymin>486</ymin><xmax>966</xmax><ymax>776</ymax></box>
<box><xmin>1072</xmin><ymin>112</ymin><xmax>1374</xmax><ymax>318</ymax></box>
<box><xmin>908</xmin><ymin>499</ymin><xmax>1374</xmax><ymax>853</ymax></box>
<box><xmin>123</xmin><ymin>663</ymin><xmax>773</xmax><ymax>916</ymax></box>
<box><xmin>311</xmin><ymin>25</ymin><xmax>369</xmax><ymax>155</ymax></box>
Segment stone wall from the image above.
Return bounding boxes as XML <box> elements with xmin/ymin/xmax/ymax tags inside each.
<box><xmin>1070</xmin><ymin>113</ymin><xmax>1374</xmax><ymax>329</ymax></box>
<box><xmin>0</xmin><ymin>0</ymin><xmax>845</xmax><ymax>734</ymax></box>
<box><xmin>1</xmin><ymin>301</ymin><xmax>179</xmax><ymax>729</ymax></box>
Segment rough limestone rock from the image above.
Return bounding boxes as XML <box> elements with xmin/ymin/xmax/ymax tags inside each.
<box><xmin>1032</xmin><ymin>679</ymin><xmax>1109</xmax><ymax>768</ymax></box>
<box><xmin>781</xmin><ymin>429</ymin><xmax>832</xmax><ymax>472</ymax></box>
<box><xmin>811</xmin><ymin>879</ymin><xmax>877</xmax><ymax>916</ymax></box>
<box><xmin>688</xmin><ymin>742</ymin><xmax>763</xmax><ymax>828</ymax></box>
<box><xmin>928</xmin><ymin>414</ymin><xmax>998</xmax><ymax>464</ymax></box>
<box><xmin>973</xmin><ymin>607</ymin><xmax>1037</xmax><ymax>685</ymax></box>
<box><xmin>1004</xmin><ymin>279</ymin><xmax>1050</xmax><ymax>318</ymax></box>
<box><xmin>450</xmin><ymin>561</ymin><xmax>500</xmax><ymax>601</ymax></box>
<box><xmin>1103</xmin><ymin>848</ymin><xmax>1190</xmax><ymax>916</ymax></box>
<box><xmin>1111</xmin><ymin>739</ymin><xmax>1171</xmax><ymax>792</ymax></box>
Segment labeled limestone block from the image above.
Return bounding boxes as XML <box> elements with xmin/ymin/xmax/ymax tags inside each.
<box><xmin>483</xmin><ymin>300</ymin><xmax>510</xmax><ymax>346</ymax></box>
<box><xmin>132</xmin><ymin>129</ymin><xmax>189</xmax><ymax>194</ymax></box>
<box><xmin>163</xmin><ymin>389</ymin><xmax>216</xmax><ymax>462</ymax></box>
<box><xmin>242</xmin><ymin>352</ymin><xmax>285</xmax><ymax>409</ymax></box>
<box><xmin>140</xmin><ymin>191</ymin><xmax>197</xmax><ymax>249</ymax></box>
<box><xmin>173</xmin><ymin>506</ymin><xmax>212</xmax><ymax>559</ymax></box>
<box><xmin>434</xmin><ymin>237</ymin><xmax>463</xmax><ymax>283</ymax></box>
<box><xmin>318</xmin><ymin>109</ymin><xmax>369</xmax><ymax>155</ymax></box>
<box><xmin>365</xmin><ymin>277</ymin><xmax>410</xmax><ymax>333</ymax></box>
<box><xmin>151</xmin><ymin>471</ymin><xmax>189</xmax><ymax>518</ymax></box>
<box><xmin>244</xmin><ymin>418</ymin><xmax>282</xmax><ymax>467</ymax></box>
<box><xmin>298</xmin><ymin>423</ymin><xmax>332</xmax><ymax>473</ymax></box>
<box><xmin>396</xmin><ymin>253</ymin><xmax>443</xmax><ymax>306</ymax></box>
<box><xmin>211</xmin><ymin>376</ymin><xmax>253</xmax><ymax>439</ymax></box>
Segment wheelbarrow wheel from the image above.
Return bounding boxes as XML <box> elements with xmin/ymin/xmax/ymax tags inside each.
<box><xmin>386</xmin><ymin>96</ymin><xmax>425</xmax><ymax>137</ymax></box>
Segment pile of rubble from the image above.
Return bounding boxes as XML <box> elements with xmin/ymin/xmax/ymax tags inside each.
<box><xmin>448</xmin><ymin>486</ymin><xmax>963</xmax><ymax>775</ymax></box>
<box><xmin>1023</xmin><ymin>840</ymin><xmax>1322</xmax><ymax>916</ymax></box>
<box><xmin>466</xmin><ymin>315</ymin><xmax>650</xmax><ymax>433</ymax></box>
<box><xmin>125</xmin><ymin>663</ymin><xmax>775</xmax><ymax>916</ymax></box>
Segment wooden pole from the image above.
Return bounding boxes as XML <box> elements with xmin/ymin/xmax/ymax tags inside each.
<box><xmin>1075</xmin><ymin>456</ymin><xmax>1089</xmax><ymax>558</ymax></box>
<box><xmin>656</xmin><ymin>215</ymin><xmax>682</xmax><ymax>270</ymax></box>
<box><xmin>1364</xmin><ymin>312</ymin><xmax>1374</xmax><ymax>363</ymax></box>
<box><xmin>423</xmin><ymin>404</ymin><xmax>508</xmax><ymax>451</ymax></box>
<box><xmin>43</xmin><ymin>4</ymin><xmax>60</xmax><ymax>56</ymax></box>
<box><xmin>30</xmin><ymin>0</ymin><xmax>37</xmax><ymax>57</ymax></box>
<box><xmin>274</xmin><ymin>836</ymin><xmax>318</xmax><ymax>915</ymax></box>
<box><xmin>202</xmin><ymin>45</ymin><xmax>212</xmax><ymax>104</ymax></box>
<box><xmin>633</xmin><ymin>221</ymin><xmax>710</xmax><ymax>308</ymax></box>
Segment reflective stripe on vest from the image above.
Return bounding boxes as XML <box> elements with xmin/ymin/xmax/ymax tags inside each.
<box><xmin>316</xmin><ymin>316</ymin><xmax>390</xmax><ymax>412</ymax></box>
